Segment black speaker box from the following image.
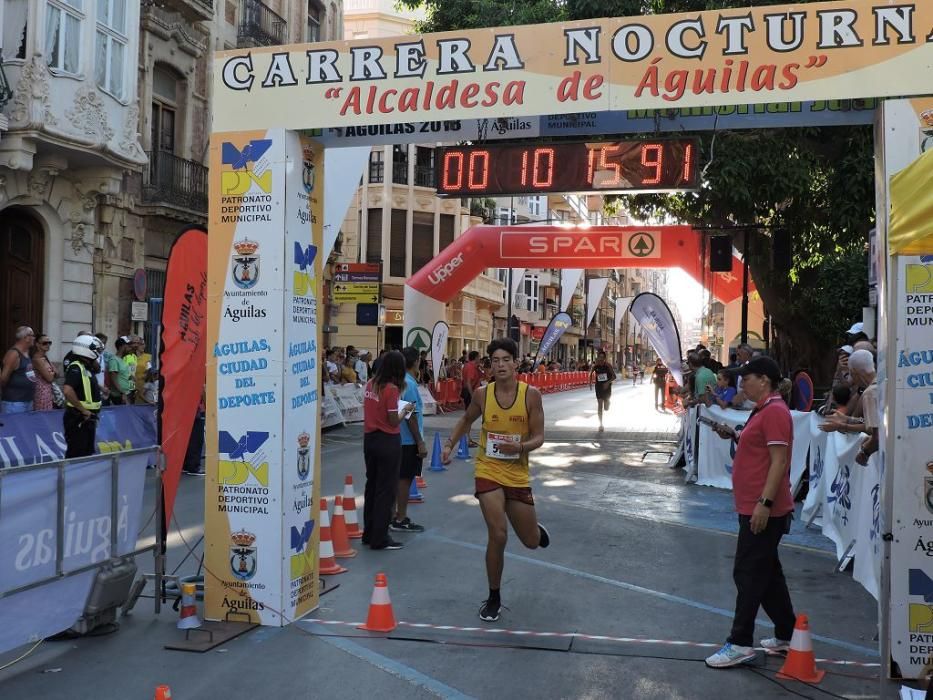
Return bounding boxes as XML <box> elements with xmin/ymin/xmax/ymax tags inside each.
<box><xmin>709</xmin><ymin>236</ymin><xmax>733</xmax><ymax>272</ymax></box>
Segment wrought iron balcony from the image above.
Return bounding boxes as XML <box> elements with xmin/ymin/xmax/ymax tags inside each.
<box><xmin>392</xmin><ymin>162</ymin><xmax>408</xmax><ymax>185</ymax></box>
<box><xmin>414</xmin><ymin>165</ymin><xmax>434</xmax><ymax>188</ymax></box>
<box><xmin>368</xmin><ymin>160</ymin><xmax>384</xmax><ymax>183</ymax></box>
<box><xmin>238</xmin><ymin>0</ymin><xmax>287</xmax><ymax>47</ymax></box>
<box><xmin>142</xmin><ymin>151</ymin><xmax>209</xmax><ymax>212</ymax></box>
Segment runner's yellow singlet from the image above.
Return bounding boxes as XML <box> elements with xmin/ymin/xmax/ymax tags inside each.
<box><xmin>475</xmin><ymin>381</ymin><xmax>530</xmax><ymax>487</ymax></box>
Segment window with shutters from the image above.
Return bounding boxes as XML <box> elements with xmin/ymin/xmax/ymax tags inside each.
<box><xmin>365</xmin><ymin>208</ymin><xmax>382</xmax><ymax>264</ymax></box>
<box><xmin>389</xmin><ymin>209</ymin><xmax>407</xmax><ymax>277</ymax></box>
<box><xmin>411</xmin><ymin>211</ymin><xmax>434</xmax><ymax>275</ymax></box>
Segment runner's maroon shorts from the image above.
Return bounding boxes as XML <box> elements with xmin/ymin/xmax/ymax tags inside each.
<box><xmin>474</xmin><ymin>478</ymin><xmax>535</xmax><ymax>505</ymax></box>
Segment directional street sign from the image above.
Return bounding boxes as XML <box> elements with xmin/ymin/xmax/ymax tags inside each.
<box><xmin>334</xmin><ymin>272</ymin><xmax>380</xmax><ymax>283</ymax></box>
<box><xmin>332</xmin><ymin>282</ymin><xmax>380</xmax><ymax>303</ymax></box>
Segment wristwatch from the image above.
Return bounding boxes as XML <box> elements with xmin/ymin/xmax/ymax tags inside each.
<box><xmin>758</xmin><ymin>497</ymin><xmax>773</xmax><ymax>508</ymax></box>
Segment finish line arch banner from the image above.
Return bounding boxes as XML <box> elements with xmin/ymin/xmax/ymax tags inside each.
<box><xmin>212</xmin><ymin>0</ymin><xmax>933</xmax><ymax>132</ymax></box>
<box><xmin>403</xmin><ymin>225</ymin><xmax>746</xmax><ymax>349</ymax></box>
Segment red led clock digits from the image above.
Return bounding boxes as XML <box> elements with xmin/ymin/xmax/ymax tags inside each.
<box><xmin>441</xmin><ymin>152</ymin><xmax>464</xmax><ymax>191</ymax></box>
<box><xmin>682</xmin><ymin>142</ymin><xmax>694</xmax><ymax>182</ymax></box>
<box><xmin>641</xmin><ymin>144</ymin><xmax>664</xmax><ymax>185</ymax></box>
<box><xmin>467</xmin><ymin>150</ymin><xmax>490</xmax><ymax>191</ymax></box>
<box><xmin>520</xmin><ymin>148</ymin><xmax>554</xmax><ymax>188</ymax></box>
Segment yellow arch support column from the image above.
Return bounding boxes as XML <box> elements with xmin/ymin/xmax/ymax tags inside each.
<box><xmin>204</xmin><ymin>129</ymin><xmax>324</xmax><ymax>626</ymax></box>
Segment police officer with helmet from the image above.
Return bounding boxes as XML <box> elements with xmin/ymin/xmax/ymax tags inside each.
<box><xmin>61</xmin><ymin>334</ymin><xmax>103</xmax><ymax>458</ymax></box>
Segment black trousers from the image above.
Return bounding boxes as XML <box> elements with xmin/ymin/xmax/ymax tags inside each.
<box><xmin>654</xmin><ymin>383</ymin><xmax>665</xmax><ymax>407</ymax></box>
<box><xmin>728</xmin><ymin>513</ymin><xmax>797</xmax><ymax>647</ymax></box>
<box><xmin>363</xmin><ymin>431</ymin><xmax>401</xmax><ymax>548</ymax></box>
<box><xmin>64</xmin><ymin>410</ymin><xmax>97</xmax><ymax>459</ymax></box>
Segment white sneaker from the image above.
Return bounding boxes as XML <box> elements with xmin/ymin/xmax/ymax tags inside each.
<box><xmin>759</xmin><ymin>637</ymin><xmax>791</xmax><ymax>654</ymax></box>
<box><xmin>705</xmin><ymin>643</ymin><xmax>757</xmax><ymax>668</ymax></box>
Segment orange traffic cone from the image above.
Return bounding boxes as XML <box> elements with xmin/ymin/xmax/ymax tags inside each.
<box><xmin>359</xmin><ymin>572</ymin><xmax>397</xmax><ymax>633</ymax></box>
<box><xmin>343</xmin><ymin>475</ymin><xmax>362</xmax><ymax>539</ymax></box>
<box><xmin>177</xmin><ymin>581</ymin><xmax>201</xmax><ymax>630</ymax></box>
<box><xmin>154</xmin><ymin>686</ymin><xmax>172</xmax><ymax>700</ymax></box>
<box><xmin>331</xmin><ymin>496</ymin><xmax>357</xmax><ymax>559</ymax></box>
<box><xmin>777</xmin><ymin>614</ymin><xmax>825</xmax><ymax>683</ymax></box>
<box><xmin>318</xmin><ymin>498</ymin><xmax>347</xmax><ymax>575</ymax></box>
<box><xmin>416</xmin><ymin>475</ymin><xmax>427</xmax><ymax>489</ymax></box>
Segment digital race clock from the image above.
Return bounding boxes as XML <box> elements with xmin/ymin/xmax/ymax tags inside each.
<box><xmin>435</xmin><ymin>139</ymin><xmax>698</xmax><ymax>196</ymax></box>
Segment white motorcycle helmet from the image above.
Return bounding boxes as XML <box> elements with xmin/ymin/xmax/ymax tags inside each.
<box><xmin>71</xmin><ymin>334</ymin><xmax>103</xmax><ymax>361</ymax></box>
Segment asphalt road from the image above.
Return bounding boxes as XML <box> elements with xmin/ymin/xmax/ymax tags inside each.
<box><xmin>0</xmin><ymin>383</ymin><xmax>892</xmax><ymax>699</ymax></box>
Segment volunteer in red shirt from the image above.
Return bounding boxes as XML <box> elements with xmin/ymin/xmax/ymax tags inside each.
<box><xmin>362</xmin><ymin>350</ymin><xmax>414</xmax><ymax>551</ymax></box>
<box><xmin>706</xmin><ymin>356</ymin><xmax>797</xmax><ymax>669</ymax></box>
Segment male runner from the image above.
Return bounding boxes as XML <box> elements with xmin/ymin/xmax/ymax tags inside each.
<box><xmin>588</xmin><ymin>350</ymin><xmax>616</xmax><ymax>433</ymax></box>
<box><xmin>442</xmin><ymin>337</ymin><xmax>550</xmax><ymax>622</ymax></box>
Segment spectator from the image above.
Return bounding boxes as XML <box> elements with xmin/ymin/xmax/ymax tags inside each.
<box><xmin>706</xmin><ymin>356</ymin><xmax>797</xmax><ymax>668</ymax></box>
<box><xmin>689</xmin><ymin>354</ymin><xmax>717</xmax><ymax>399</ymax></box>
<box><xmin>122</xmin><ymin>335</ymin><xmax>139</xmax><ymax>379</ymax></box>
<box><xmin>707</xmin><ymin>369</ymin><xmax>737</xmax><ymax>409</ymax></box>
<box><xmin>132</xmin><ymin>336</ymin><xmax>152</xmax><ymax>403</ymax></box>
<box><xmin>392</xmin><ymin>346</ymin><xmax>427</xmax><ymax>534</ymax></box>
<box><xmin>371</xmin><ymin>348</ymin><xmax>390</xmax><ymax>375</ymax></box>
<box><xmin>462</xmin><ymin>351</ymin><xmax>482</xmax><ymax>446</ymax></box>
<box><xmin>61</xmin><ymin>335</ymin><xmax>104</xmax><ymax>458</ymax></box>
<box><xmin>651</xmin><ymin>359</ymin><xmax>669</xmax><ymax>410</ymax></box>
<box><xmin>355</xmin><ymin>350</ymin><xmax>371</xmax><ymax>384</ymax></box>
<box><xmin>1</xmin><ymin>326</ymin><xmax>37</xmax><ymax>413</ymax></box>
<box><xmin>108</xmin><ymin>337</ymin><xmax>135</xmax><ymax>405</ymax></box>
<box><xmin>141</xmin><ymin>368</ymin><xmax>160</xmax><ymax>405</ymax></box>
<box><xmin>31</xmin><ymin>333</ymin><xmax>58</xmax><ymax>411</ymax></box>
<box><xmin>829</xmin><ymin>385</ymin><xmax>852</xmax><ymax>415</ymax></box>
<box><xmin>94</xmin><ymin>333</ymin><xmax>112</xmax><ymax>405</ymax></box>
<box><xmin>340</xmin><ymin>353</ymin><xmax>358</xmax><ymax>384</ymax></box>
<box><xmin>832</xmin><ymin>345</ymin><xmax>853</xmax><ymax>388</ymax></box>
<box><xmin>731</xmin><ymin>343</ymin><xmax>756</xmax><ymax>408</ymax></box>
<box><xmin>362</xmin><ymin>350</ymin><xmax>413</xmax><ymax>550</ymax></box>
<box><xmin>324</xmin><ymin>348</ymin><xmax>340</xmax><ymax>384</ymax></box>
<box><xmin>846</xmin><ymin>321</ymin><xmax>869</xmax><ymax>345</ymax></box>
<box><xmin>820</xmin><ymin>350</ymin><xmax>878</xmax><ymax>457</ymax></box>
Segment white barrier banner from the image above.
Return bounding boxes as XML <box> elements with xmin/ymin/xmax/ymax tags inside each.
<box><xmin>682</xmin><ymin>405</ymin><xmax>698</xmax><ymax>480</ymax></box>
<box><xmin>695</xmin><ymin>404</ymin><xmax>810</xmax><ymax>492</ymax></box>
<box><xmin>0</xmin><ymin>452</ymin><xmax>150</xmax><ymax>654</ymax></box>
<box><xmin>821</xmin><ymin>432</ymin><xmax>865</xmax><ymax>562</ymax></box>
<box><xmin>801</xmin><ymin>416</ymin><xmax>830</xmax><ymax>523</ymax></box>
<box><xmin>852</xmin><ymin>452</ymin><xmax>883</xmax><ymax>600</ymax></box>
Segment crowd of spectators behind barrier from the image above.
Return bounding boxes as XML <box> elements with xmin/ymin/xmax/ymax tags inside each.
<box><xmin>1</xmin><ymin>326</ymin><xmax>158</xmax><ymax>414</ymax></box>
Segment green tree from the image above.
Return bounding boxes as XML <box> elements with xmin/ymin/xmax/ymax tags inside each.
<box><xmin>402</xmin><ymin>0</ymin><xmax>874</xmax><ymax>382</ymax></box>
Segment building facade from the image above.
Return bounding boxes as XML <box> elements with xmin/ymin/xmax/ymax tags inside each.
<box><xmin>1</xmin><ymin>0</ymin><xmax>147</xmax><ymax>347</ymax></box>
<box><xmin>0</xmin><ymin>0</ymin><xmax>342</xmax><ymax>352</ymax></box>
<box><xmin>333</xmin><ymin>0</ymin><xmax>504</xmax><ymax>358</ymax></box>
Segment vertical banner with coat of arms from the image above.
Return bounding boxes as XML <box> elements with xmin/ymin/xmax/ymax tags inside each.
<box><xmin>205</xmin><ymin>129</ymin><xmax>323</xmax><ymax>625</ymax></box>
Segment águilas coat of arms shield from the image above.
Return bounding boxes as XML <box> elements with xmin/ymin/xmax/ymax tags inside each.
<box><xmin>297</xmin><ymin>432</ymin><xmax>311</xmax><ymax>481</ymax></box>
<box><xmin>302</xmin><ymin>144</ymin><xmax>316</xmax><ymax>194</ymax></box>
<box><xmin>230</xmin><ymin>529</ymin><xmax>258</xmax><ymax>581</ymax></box>
<box><xmin>232</xmin><ymin>238</ymin><xmax>260</xmax><ymax>289</ymax></box>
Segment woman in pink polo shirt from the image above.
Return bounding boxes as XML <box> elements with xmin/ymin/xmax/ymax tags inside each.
<box><xmin>706</xmin><ymin>356</ymin><xmax>797</xmax><ymax>669</ymax></box>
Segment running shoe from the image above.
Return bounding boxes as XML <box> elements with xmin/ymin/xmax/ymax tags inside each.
<box><xmin>478</xmin><ymin>599</ymin><xmax>501</xmax><ymax>622</ymax></box>
<box><xmin>537</xmin><ymin>523</ymin><xmax>551</xmax><ymax>548</ymax></box>
<box><xmin>759</xmin><ymin>637</ymin><xmax>791</xmax><ymax>654</ymax></box>
<box><xmin>704</xmin><ymin>643</ymin><xmax>757</xmax><ymax>668</ymax></box>
<box><xmin>390</xmin><ymin>518</ymin><xmax>425</xmax><ymax>533</ymax></box>
<box><xmin>372</xmin><ymin>539</ymin><xmax>404</xmax><ymax>551</ymax></box>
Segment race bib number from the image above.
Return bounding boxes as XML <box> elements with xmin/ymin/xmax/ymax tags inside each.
<box><xmin>486</xmin><ymin>432</ymin><xmax>520</xmax><ymax>460</ymax></box>
<box><xmin>26</xmin><ymin>370</ymin><xmax>37</xmax><ymax>382</ymax></box>
<box><xmin>596</xmin><ymin>373</ymin><xmax>608</xmax><ymax>382</ymax></box>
